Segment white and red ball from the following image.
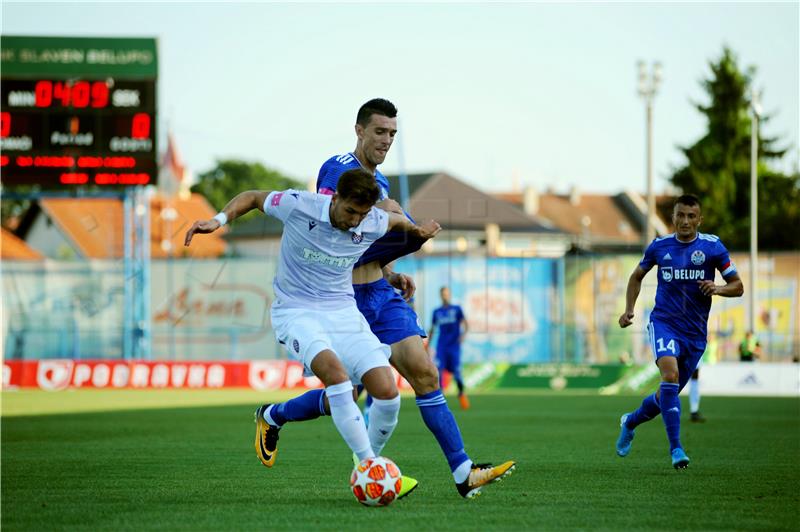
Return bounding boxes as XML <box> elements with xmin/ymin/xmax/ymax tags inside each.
<box><xmin>350</xmin><ymin>456</ymin><xmax>402</xmax><ymax>507</ymax></box>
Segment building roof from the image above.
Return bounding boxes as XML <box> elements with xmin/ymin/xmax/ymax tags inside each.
<box><xmin>388</xmin><ymin>173</ymin><xmax>560</xmax><ymax>233</ymax></box>
<box><xmin>1</xmin><ymin>227</ymin><xmax>44</xmax><ymax>260</ymax></box>
<box><xmin>496</xmin><ymin>189</ymin><xmax>674</xmax><ymax>247</ymax></box>
<box><xmin>34</xmin><ymin>193</ymin><xmax>226</xmax><ymax>259</ymax></box>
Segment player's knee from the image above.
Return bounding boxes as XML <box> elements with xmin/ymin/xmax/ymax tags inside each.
<box><xmin>661</xmin><ymin>370</ymin><xmax>680</xmax><ymax>384</ymax></box>
<box><xmin>407</xmin><ymin>362</ymin><xmax>439</xmax><ymax>395</ymax></box>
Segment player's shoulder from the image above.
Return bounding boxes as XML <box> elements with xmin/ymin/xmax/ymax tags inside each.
<box><xmin>647</xmin><ymin>233</ymin><xmax>675</xmax><ymax>250</ymax></box>
<box><xmin>320</xmin><ymin>152</ymin><xmax>360</xmax><ymax>172</ymax></box>
<box><xmin>697</xmin><ymin>232</ymin><xmax>720</xmax><ymax>243</ymax></box>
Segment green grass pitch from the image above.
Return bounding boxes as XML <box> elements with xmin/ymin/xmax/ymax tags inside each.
<box><xmin>2</xmin><ymin>390</ymin><xmax>798</xmax><ymax>530</ymax></box>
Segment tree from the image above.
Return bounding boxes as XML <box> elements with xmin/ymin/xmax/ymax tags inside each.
<box><xmin>669</xmin><ymin>47</ymin><xmax>798</xmax><ymax>250</ymax></box>
<box><xmin>191</xmin><ymin>160</ymin><xmax>304</xmax><ymax>224</ymax></box>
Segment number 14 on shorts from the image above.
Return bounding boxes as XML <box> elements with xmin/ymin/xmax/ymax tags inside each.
<box><xmin>656</xmin><ymin>337</ymin><xmax>678</xmax><ymax>355</ymax></box>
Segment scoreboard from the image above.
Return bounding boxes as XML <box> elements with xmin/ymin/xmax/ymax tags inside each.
<box><xmin>1</xmin><ymin>36</ymin><xmax>157</xmax><ymax>187</ymax></box>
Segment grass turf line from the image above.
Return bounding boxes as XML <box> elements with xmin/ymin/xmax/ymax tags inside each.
<box><xmin>2</xmin><ymin>392</ymin><xmax>798</xmax><ymax>530</ymax></box>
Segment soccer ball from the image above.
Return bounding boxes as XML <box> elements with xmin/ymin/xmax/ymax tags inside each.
<box><xmin>350</xmin><ymin>456</ymin><xmax>402</xmax><ymax>507</ymax></box>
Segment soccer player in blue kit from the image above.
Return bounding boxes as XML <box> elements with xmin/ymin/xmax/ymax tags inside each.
<box><xmin>616</xmin><ymin>194</ymin><xmax>743</xmax><ymax>468</ymax></box>
<box><xmin>256</xmin><ymin>99</ymin><xmax>515</xmax><ymax>499</ymax></box>
<box><xmin>429</xmin><ymin>286</ymin><xmax>470</xmax><ymax>410</ymax></box>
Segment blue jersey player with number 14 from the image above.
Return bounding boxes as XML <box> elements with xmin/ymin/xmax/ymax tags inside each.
<box><xmin>616</xmin><ymin>194</ymin><xmax>743</xmax><ymax>469</ymax></box>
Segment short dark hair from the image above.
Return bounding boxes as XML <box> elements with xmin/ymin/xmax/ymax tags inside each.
<box><xmin>674</xmin><ymin>194</ymin><xmax>701</xmax><ymax>210</ymax></box>
<box><xmin>356</xmin><ymin>98</ymin><xmax>397</xmax><ymax>127</ymax></box>
<box><xmin>337</xmin><ymin>168</ymin><xmax>380</xmax><ymax>205</ymax></box>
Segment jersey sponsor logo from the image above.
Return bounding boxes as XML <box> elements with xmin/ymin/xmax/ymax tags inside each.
<box><xmin>663</xmin><ymin>252</ymin><xmax>672</xmax><ymax>261</ymax></box>
<box><xmin>351</xmin><ymin>233</ymin><xmax>363</xmax><ymax>244</ymax></box>
<box><xmin>302</xmin><ymin>248</ymin><xmax>358</xmax><ymax>269</ymax></box>
<box><xmin>308</xmin><ymin>221</ymin><xmax>317</xmax><ymax>231</ymax></box>
<box><xmin>661</xmin><ymin>266</ymin><xmax>673</xmax><ymax>282</ymax></box>
<box><xmin>270</xmin><ymin>192</ymin><xmax>284</xmax><ymax>206</ymax></box>
<box><xmin>673</xmin><ymin>269</ymin><xmax>705</xmax><ymax>280</ymax></box>
<box><xmin>691</xmin><ymin>250</ymin><xmax>706</xmax><ymax>265</ymax></box>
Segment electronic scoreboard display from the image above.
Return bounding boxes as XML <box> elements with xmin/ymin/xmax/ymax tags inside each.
<box><xmin>1</xmin><ymin>36</ymin><xmax>157</xmax><ymax>187</ymax></box>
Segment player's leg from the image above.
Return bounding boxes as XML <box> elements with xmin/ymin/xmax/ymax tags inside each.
<box><xmin>360</xmin><ymin>279</ymin><xmax>514</xmax><ymax>498</ymax></box>
<box><xmin>655</xmin><ymin>354</ymin><xmax>688</xmax><ymax>468</ymax></box>
<box><xmin>391</xmin><ymin>336</ymin><xmax>514</xmax><ymax>498</ymax></box>
<box><xmin>449</xmin><ymin>347</ymin><xmax>470</xmax><ymax>410</ymax></box>
<box><xmin>359</xmin><ymin>367</ymin><xmax>400</xmax><ymax>456</ymax></box>
<box><xmin>618</xmin><ymin>320</ymin><xmax>664</xmax><ymax>457</ymax></box>
<box><xmin>309</xmin><ymin>349</ymin><xmax>374</xmax><ymax>461</ymax></box>
<box><xmin>689</xmin><ymin>367</ymin><xmax>704</xmax><ymax>422</ymax></box>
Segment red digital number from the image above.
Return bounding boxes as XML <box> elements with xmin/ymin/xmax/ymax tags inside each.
<box><xmin>35</xmin><ymin>81</ymin><xmax>53</xmax><ymax>107</ymax></box>
<box><xmin>53</xmin><ymin>82</ymin><xmax>71</xmax><ymax>107</ymax></box>
<box><xmin>0</xmin><ymin>112</ymin><xmax>10</xmax><ymax>138</ymax></box>
<box><xmin>131</xmin><ymin>113</ymin><xmax>151</xmax><ymax>139</ymax></box>
<box><xmin>91</xmin><ymin>82</ymin><xmax>109</xmax><ymax>108</ymax></box>
<box><xmin>72</xmin><ymin>81</ymin><xmax>90</xmax><ymax>108</ymax></box>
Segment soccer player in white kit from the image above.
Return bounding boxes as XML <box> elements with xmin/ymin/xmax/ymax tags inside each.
<box><xmin>184</xmin><ymin>168</ymin><xmax>441</xmax><ymax>464</ymax></box>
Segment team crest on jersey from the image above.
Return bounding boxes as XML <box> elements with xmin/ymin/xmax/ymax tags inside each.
<box><xmin>691</xmin><ymin>250</ymin><xmax>706</xmax><ymax>265</ymax></box>
<box><xmin>661</xmin><ymin>266</ymin><xmax>673</xmax><ymax>282</ymax></box>
<box><xmin>351</xmin><ymin>233</ymin><xmax>363</xmax><ymax>244</ymax></box>
<box><xmin>292</xmin><ymin>339</ymin><xmax>300</xmax><ymax>353</ymax></box>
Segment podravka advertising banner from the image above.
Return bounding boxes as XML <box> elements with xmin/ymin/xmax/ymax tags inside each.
<box><xmin>2</xmin><ymin>359</ymin><xmax>416</xmax><ymax>391</ymax></box>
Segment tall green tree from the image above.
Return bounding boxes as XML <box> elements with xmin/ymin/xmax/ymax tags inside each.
<box><xmin>670</xmin><ymin>47</ymin><xmax>798</xmax><ymax>250</ymax></box>
<box><xmin>191</xmin><ymin>160</ymin><xmax>303</xmax><ymax>224</ymax></box>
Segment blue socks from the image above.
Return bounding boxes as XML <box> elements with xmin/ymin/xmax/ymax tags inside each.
<box><xmin>416</xmin><ymin>390</ymin><xmax>470</xmax><ymax>472</ymax></box>
<box><xmin>268</xmin><ymin>388</ymin><xmax>327</xmax><ymax>427</ymax></box>
<box><xmin>625</xmin><ymin>392</ymin><xmax>661</xmax><ymax>429</ymax></box>
<box><xmin>659</xmin><ymin>382</ymin><xmax>682</xmax><ymax>451</ymax></box>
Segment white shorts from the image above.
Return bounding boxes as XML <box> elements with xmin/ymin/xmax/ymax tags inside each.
<box><xmin>270</xmin><ymin>303</ymin><xmax>391</xmax><ymax>385</ymax></box>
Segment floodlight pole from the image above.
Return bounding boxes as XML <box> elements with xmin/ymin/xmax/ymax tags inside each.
<box><xmin>638</xmin><ymin>61</ymin><xmax>662</xmax><ymax>248</ymax></box>
<box><xmin>749</xmin><ymin>89</ymin><xmax>761</xmax><ymax>335</ymax></box>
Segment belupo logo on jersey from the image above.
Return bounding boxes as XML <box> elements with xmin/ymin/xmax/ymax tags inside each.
<box><xmin>691</xmin><ymin>250</ymin><xmax>706</xmax><ymax>265</ymax></box>
<box><xmin>661</xmin><ymin>266</ymin><xmax>673</xmax><ymax>282</ymax></box>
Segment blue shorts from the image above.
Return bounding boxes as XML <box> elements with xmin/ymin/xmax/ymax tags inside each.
<box><xmin>354</xmin><ymin>278</ymin><xmax>426</xmax><ymax>346</ymax></box>
<box><xmin>647</xmin><ymin>319</ymin><xmax>706</xmax><ymax>391</ymax></box>
<box><xmin>436</xmin><ymin>345</ymin><xmax>462</xmax><ymax>373</ymax></box>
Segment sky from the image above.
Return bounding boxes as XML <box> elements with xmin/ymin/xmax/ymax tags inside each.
<box><xmin>2</xmin><ymin>1</ymin><xmax>798</xmax><ymax>195</ymax></box>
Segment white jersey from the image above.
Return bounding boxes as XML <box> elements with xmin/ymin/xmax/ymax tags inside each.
<box><xmin>264</xmin><ymin>190</ymin><xmax>389</xmax><ymax>310</ymax></box>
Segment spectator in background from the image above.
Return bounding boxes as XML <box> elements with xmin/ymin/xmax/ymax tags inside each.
<box><xmin>739</xmin><ymin>331</ymin><xmax>762</xmax><ymax>362</ymax></box>
<box><xmin>429</xmin><ymin>286</ymin><xmax>470</xmax><ymax>410</ymax></box>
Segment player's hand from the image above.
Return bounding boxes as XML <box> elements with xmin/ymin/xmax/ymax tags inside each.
<box><xmin>619</xmin><ymin>311</ymin><xmax>635</xmax><ymax>328</ymax></box>
<box><xmin>184</xmin><ymin>219</ymin><xmax>222</xmax><ymax>246</ymax></box>
<box><xmin>698</xmin><ymin>280</ymin><xmax>718</xmax><ymax>296</ymax></box>
<box><xmin>375</xmin><ymin>198</ymin><xmax>404</xmax><ymax>215</ymax></box>
<box><xmin>387</xmin><ymin>272</ymin><xmax>416</xmax><ymax>301</ymax></box>
<box><xmin>417</xmin><ymin>220</ymin><xmax>442</xmax><ymax>239</ymax></box>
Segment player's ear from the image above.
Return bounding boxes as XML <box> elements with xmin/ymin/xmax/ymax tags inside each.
<box><xmin>355</xmin><ymin>123</ymin><xmax>364</xmax><ymax>140</ymax></box>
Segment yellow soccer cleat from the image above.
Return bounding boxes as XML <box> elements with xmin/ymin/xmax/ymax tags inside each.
<box><xmin>397</xmin><ymin>475</ymin><xmax>419</xmax><ymax>499</ymax></box>
<box><xmin>456</xmin><ymin>460</ymin><xmax>516</xmax><ymax>499</ymax></box>
<box><xmin>254</xmin><ymin>404</ymin><xmax>281</xmax><ymax>467</ymax></box>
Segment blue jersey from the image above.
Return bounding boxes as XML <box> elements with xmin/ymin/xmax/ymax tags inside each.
<box><xmin>317</xmin><ymin>152</ymin><xmax>426</xmax><ymax>267</ymax></box>
<box><xmin>640</xmin><ymin>232</ymin><xmax>737</xmax><ymax>340</ymax></box>
<box><xmin>432</xmin><ymin>305</ymin><xmax>465</xmax><ymax>350</ymax></box>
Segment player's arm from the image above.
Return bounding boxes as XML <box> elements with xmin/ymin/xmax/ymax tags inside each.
<box><xmin>184</xmin><ymin>190</ymin><xmax>270</xmax><ymax>246</ymax></box>
<box><xmin>386</xmin><ymin>212</ymin><xmax>441</xmax><ymax>239</ymax></box>
<box><xmin>698</xmin><ymin>272</ymin><xmax>743</xmax><ymax>297</ymax></box>
<box><xmin>619</xmin><ymin>266</ymin><xmax>648</xmax><ymax>328</ymax></box>
<box><xmin>382</xmin><ymin>263</ymin><xmax>416</xmax><ymax>301</ymax></box>
<box><xmin>375</xmin><ymin>198</ymin><xmax>404</xmax><ymax>215</ymax></box>
<box><xmin>459</xmin><ymin>310</ymin><xmax>468</xmax><ymax>343</ymax></box>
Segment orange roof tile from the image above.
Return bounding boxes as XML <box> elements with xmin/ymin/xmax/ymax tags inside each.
<box><xmin>39</xmin><ymin>194</ymin><xmax>226</xmax><ymax>259</ymax></box>
<box><xmin>1</xmin><ymin>227</ymin><xmax>44</xmax><ymax>260</ymax></box>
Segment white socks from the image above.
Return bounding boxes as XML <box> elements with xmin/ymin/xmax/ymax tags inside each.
<box><xmin>367</xmin><ymin>395</ymin><xmax>401</xmax><ymax>456</ymax></box>
<box><xmin>689</xmin><ymin>378</ymin><xmax>700</xmax><ymax>413</ymax></box>
<box><xmin>326</xmin><ymin>382</ymin><xmax>374</xmax><ymax>461</ymax></box>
